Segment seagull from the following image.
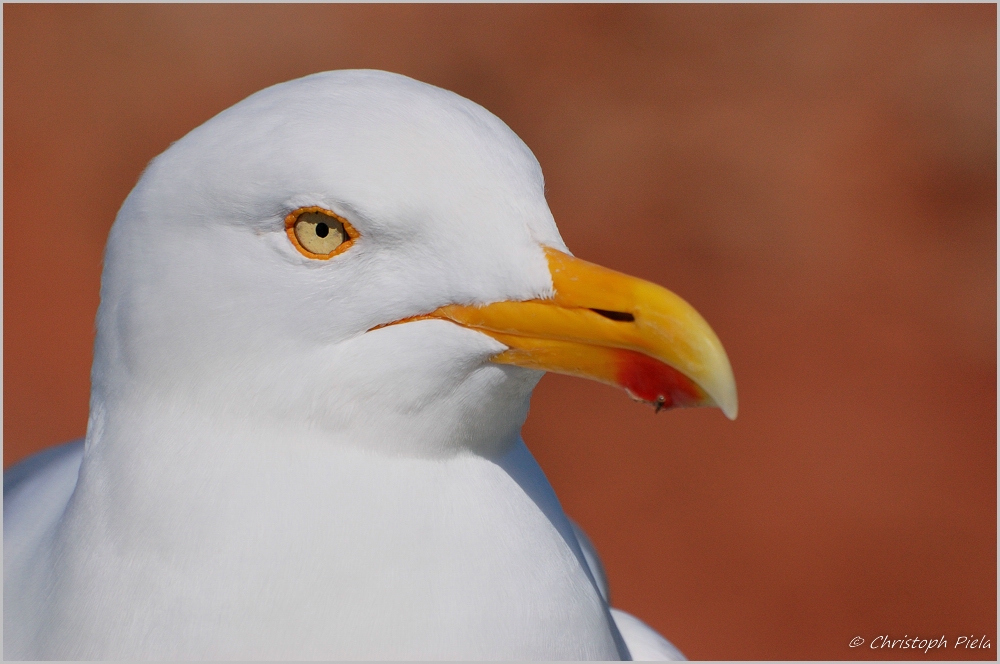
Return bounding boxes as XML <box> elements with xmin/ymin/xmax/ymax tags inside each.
<box><xmin>4</xmin><ymin>70</ymin><xmax>736</xmax><ymax>660</ymax></box>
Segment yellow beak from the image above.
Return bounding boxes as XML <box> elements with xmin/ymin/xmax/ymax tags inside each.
<box><xmin>403</xmin><ymin>247</ymin><xmax>737</xmax><ymax>419</ymax></box>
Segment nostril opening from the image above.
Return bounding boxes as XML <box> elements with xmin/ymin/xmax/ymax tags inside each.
<box><xmin>590</xmin><ymin>308</ymin><xmax>635</xmax><ymax>322</ymax></box>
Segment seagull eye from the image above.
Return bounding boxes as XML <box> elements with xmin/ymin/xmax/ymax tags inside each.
<box><xmin>285</xmin><ymin>208</ymin><xmax>358</xmax><ymax>259</ymax></box>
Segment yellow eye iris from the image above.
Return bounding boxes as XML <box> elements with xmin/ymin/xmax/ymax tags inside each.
<box><xmin>285</xmin><ymin>207</ymin><xmax>358</xmax><ymax>259</ymax></box>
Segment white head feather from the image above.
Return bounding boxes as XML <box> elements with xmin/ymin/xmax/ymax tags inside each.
<box><xmin>95</xmin><ymin>69</ymin><xmax>569</xmax><ymax>458</ymax></box>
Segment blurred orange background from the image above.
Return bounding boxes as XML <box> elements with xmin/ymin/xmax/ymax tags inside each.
<box><xmin>4</xmin><ymin>5</ymin><xmax>996</xmax><ymax>660</ymax></box>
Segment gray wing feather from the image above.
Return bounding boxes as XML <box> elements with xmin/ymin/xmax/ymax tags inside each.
<box><xmin>4</xmin><ymin>439</ymin><xmax>84</xmax><ymax>567</ymax></box>
<box><xmin>569</xmin><ymin>519</ymin><xmax>688</xmax><ymax>661</ymax></box>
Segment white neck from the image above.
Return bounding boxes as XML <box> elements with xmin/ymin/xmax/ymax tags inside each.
<box><xmin>43</xmin><ymin>392</ymin><xmax>626</xmax><ymax>659</ymax></box>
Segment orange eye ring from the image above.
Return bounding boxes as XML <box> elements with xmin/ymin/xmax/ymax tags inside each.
<box><xmin>284</xmin><ymin>206</ymin><xmax>360</xmax><ymax>259</ymax></box>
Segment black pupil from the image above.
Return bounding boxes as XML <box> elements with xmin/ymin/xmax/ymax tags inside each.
<box><xmin>315</xmin><ymin>222</ymin><xmax>330</xmax><ymax>238</ymax></box>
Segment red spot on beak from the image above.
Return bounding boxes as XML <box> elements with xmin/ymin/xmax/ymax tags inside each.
<box><xmin>614</xmin><ymin>349</ymin><xmax>705</xmax><ymax>412</ymax></box>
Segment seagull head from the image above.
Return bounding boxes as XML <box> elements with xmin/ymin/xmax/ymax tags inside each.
<box><xmin>94</xmin><ymin>70</ymin><xmax>736</xmax><ymax>458</ymax></box>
